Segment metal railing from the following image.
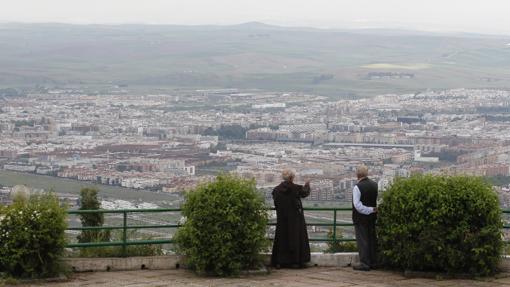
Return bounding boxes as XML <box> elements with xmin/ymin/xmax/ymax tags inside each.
<box><xmin>67</xmin><ymin>208</ymin><xmax>180</xmax><ymax>255</ymax></box>
<box><xmin>66</xmin><ymin>207</ymin><xmax>510</xmax><ymax>255</ymax></box>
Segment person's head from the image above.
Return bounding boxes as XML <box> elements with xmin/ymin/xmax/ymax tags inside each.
<box><xmin>356</xmin><ymin>165</ymin><xmax>368</xmax><ymax>180</ymax></box>
<box><xmin>282</xmin><ymin>169</ymin><xmax>295</xmax><ymax>182</ymax></box>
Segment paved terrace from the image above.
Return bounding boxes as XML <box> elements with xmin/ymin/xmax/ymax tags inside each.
<box><xmin>16</xmin><ymin>267</ymin><xmax>510</xmax><ymax>287</ymax></box>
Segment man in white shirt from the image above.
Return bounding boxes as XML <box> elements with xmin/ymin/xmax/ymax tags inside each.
<box><xmin>352</xmin><ymin>165</ymin><xmax>378</xmax><ymax>271</ymax></box>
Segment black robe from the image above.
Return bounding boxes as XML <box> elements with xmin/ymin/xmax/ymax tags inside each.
<box><xmin>271</xmin><ymin>180</ymin><xmax>311</xmax><ymax>267</ymax></box>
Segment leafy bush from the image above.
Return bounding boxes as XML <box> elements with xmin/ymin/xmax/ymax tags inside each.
<box><xmin>325</xmin><ymin>228</ymin><xmax>357</xmax><ymax>253</ymax></box>
<box><xmin>378</xmin><ymin>175</ymin><xmax>503</xmax><ymax>276</ymax></box>
<box><xmin>0</xmin><ymin>193</ymin><xmax>67</xmax><ymax>278</ymax></box>
<box><xmin>174</xmin><ymin>174</ymin><xmax>269</xmax><ymax>276</ymax></box>
<box><xmin>75</xmin><ymin>230</ymin><xmax>163</xmax><ymax>258</ymax></box>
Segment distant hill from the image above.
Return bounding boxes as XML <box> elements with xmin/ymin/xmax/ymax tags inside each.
<box><xmin>1</xmin><ymin>22</ymin><xmax>510</xmax><ymax>97</ymax></box>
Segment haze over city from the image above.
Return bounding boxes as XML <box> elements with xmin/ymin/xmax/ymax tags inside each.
<box><xmin>2</xmin><ymin>0</ymin><xmax>510</xmax><ymax>35</ymax></box>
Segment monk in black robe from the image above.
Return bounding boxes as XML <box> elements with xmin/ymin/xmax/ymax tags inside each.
<box><xmin>271</xmin><ymin>169</ymin><xmax>311</xmax><ymax>268</ymax></box>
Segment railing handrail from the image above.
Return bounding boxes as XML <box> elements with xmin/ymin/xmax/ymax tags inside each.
<box><xmin>68</xmin><ymin>208</ymin><xmax>182</xmax><ymax>214</ymax></box>
<box><xmin>65</xmin><ymin>207</ymin><xmax>510</xmax><ymax>254</ymax></box>
<box><xmin>68</xmin><ymin>207</ymin><xmax>510</xmax><ymax>213</ymax></box>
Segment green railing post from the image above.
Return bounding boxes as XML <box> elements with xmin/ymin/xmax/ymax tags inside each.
<box><xmin>64</xmin><ymin>208</ymin><xmax>510</xmax><ymax>250</ymax></box>
<box><xmin>333</xmin><ymin>209</ymin><xmax>337</xmax><ymax>243</ymax></box>
<box><xmin>122</xmin><ymin>211</ymin><xmax>127</xmax><ymax>257</ymax></box>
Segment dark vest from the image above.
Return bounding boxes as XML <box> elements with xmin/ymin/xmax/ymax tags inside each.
<box><xmin>352</xmin><ymin>177</ymin><xmax>378</xmax><ymax>225</ymax></box>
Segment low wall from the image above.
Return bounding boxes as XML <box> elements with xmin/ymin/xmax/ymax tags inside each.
<box><xmin>64</xmin><ymin>256</ymin><xmax>180</xmax><ymax>272</ymax></box>
<box><xmin>65</xmin><ymin>254</ymin><xmax>510</xmax><ymax>273</ymax></box>
<box><xmin>501</xmin><ymin>256</ymin><xmax>510</xmax><ymax>272</ymax></box>
<box><xmin>64</xmin><ymin>252</ymin><xmax>359</xmax><ymax>272</ymax></box>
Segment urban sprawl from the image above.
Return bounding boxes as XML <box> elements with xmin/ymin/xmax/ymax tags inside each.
<box><xmin>2</xmin><ymin>88</ymin><xmax>510</xmax><ymax>207</ymax></box>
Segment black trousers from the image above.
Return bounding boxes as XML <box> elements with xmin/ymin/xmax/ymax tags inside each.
<box><xmin>354</xmin><ymin>223</ymin><xmax>377</xmax><ymax>268</ymax></box>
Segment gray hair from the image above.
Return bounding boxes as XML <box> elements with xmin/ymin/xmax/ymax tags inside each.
<box><xmin>282</xmin><ymin>169</ymin><xmax>295</xmax><ymax>182</ymax></box>
<box><xmin>356</xmin><ymin>165</ymin><xmax>369</xmax><ymax>178</ymax></box>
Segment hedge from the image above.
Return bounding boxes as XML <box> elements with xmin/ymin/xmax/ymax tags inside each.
<box><xmin>0</xmin><ymin>193</ymin><xmax>67</xmax><ymax>278</ymax></box>
<box><xmin>378</xmin><ymin>175</ymin><xmax>503</xmax><ymax>276</ymax></box>
<box><xmin>174</xmin><ymin>174</ymin><xmax>269</xmax><ymax>276</ymax></box>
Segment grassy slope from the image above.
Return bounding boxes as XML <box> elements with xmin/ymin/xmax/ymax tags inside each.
<box><xmin>0</xmin><ymin>170</ymin><xmax>178</xmax><ymax>203</ymax></box>
<box><xmin>1</xmin><ymin>23</ymin><xmax>510</xmax><ymax>96</ymax></box>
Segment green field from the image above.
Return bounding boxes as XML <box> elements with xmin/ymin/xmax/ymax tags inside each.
<box><xmin>0</xmin><ymin>170</ymin><xmax>179</xmax><ymax>204</ymax></box>
<box><xmin>1</xmin><ymin>23</ymin><xmax>510</xmax><ymax>97</ymax></box>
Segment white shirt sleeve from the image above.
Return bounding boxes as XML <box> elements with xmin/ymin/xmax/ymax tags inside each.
<box><xmin>352</xmin><ymin>185</ymin><xmax>374</xmax><ymax>215</ymax></box>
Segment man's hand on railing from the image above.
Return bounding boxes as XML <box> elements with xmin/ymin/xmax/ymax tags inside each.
<box><xmin>373</xmin><ymin>207</ymin><xmax>378</xmax><ymax>213</ymax></box>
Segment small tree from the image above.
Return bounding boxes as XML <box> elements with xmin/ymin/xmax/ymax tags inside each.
<box><xmin>378</xmin><ymin>175</ymin><xmax>503</xmax><ymax>276</ymax></box>
<box><xmin>77</xmin><ymin>188</ymin><xmax>110</xmax><ymax>243</ymax></box>
<box><xmin>174</xmin><ymin>174</ymin><xmax>269</xmax><ymax>276</ymax></box>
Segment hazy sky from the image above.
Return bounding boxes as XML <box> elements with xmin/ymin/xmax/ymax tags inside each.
<box><xmin>1</xmin><ymin>0</ymin><xmax>510</xmax><ymax>35</ymax></box>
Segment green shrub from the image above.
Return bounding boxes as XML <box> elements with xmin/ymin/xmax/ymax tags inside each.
<box><xmin>0</xmin><ymin>193</ymin><xmax>67</xmax><ymax>278</ymax></box>
<box><xmin>77</xmin><ymin>188</ymin><xmax>110</xmax><ymax>244</ymax></box>
<box><xmin>325</xmin><ymin>228</ymin><xmax>358</xmax><ymax>253</ymax></box>
<box><xmin>76</xmin><ymin>230</ymin><xmax>163</xmax><ymax>257</ymax></box>
<box><xmin>378</xmin><ymin>175</ymin><xmax>503</xmax><ymax>276</ymax></box>
<box><xmin>174</xmin><ymin>174</ymin><xmax>269</xmax><ymax>276</ymax></box>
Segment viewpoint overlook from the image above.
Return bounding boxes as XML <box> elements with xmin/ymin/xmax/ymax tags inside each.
<box><xmin>3</xmin><ymin>1</ymin><xmax>510</xmax><ymax>286</ymax></box>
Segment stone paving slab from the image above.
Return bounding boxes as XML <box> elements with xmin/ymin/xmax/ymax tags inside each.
<box><xmin>12</xmin><ymin>267</ymin><xmax>510</xmax><ymax>287</ymax></box>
